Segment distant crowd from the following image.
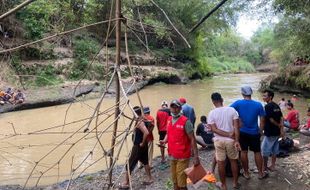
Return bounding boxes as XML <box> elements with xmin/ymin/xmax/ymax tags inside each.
<box><xmin>119</xmin><ymin>86</ymin><xmax>310</xmax><ymax>190</ymax></box>
<box><xmin>0</xmin><ymin>87</ymin><xmax>26</xmax><ymax>105</ymax></box>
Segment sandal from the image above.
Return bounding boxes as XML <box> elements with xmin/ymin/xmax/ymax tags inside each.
<box><xmin>233</xmin><ymin>182</ymin><xmax>241</xmax><ymax>189</ymax></box>
<box><xmin>118</xmin><ymin>184</ymin><xmax>129</xmax><ymax>190</ymax></box>
<box><xmin>242</xmin><ymin>172</ymin><xmax>250</xmax><ymax>180</ymax></box>
<box><xmin>143</xmin><ymin>180</ymin><xmax>154</xmax><ymax>185</ymax></box>
<box><xmin>258</xmin><ymin>172</ymin><xmax>269</xmax><ymax>180</ymax></box>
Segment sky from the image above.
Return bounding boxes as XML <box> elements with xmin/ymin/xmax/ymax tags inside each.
<box><xmin>236</xmin><ymin>15</ymin><xmax>262</xmax><ymax>40</ymax></box>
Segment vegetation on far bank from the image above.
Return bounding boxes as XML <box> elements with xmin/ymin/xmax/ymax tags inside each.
<box><xmin>0</xmin><ymin>0</ymin><xmax>309</xmax><ymax>89</ymax></box>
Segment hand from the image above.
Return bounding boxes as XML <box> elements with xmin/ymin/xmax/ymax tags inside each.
<box><xmin>229</xmin><ymin>132</ymin><xmax>235</xmax><ymax>139</ymax></box>
<box><xmin>280</xmin><ymin>130</ymin><xmax>285</xmax><ymax>139</ymax></box>
<box><xmin>234</xmin><ymin>141</ymin><xmax>241</xmax><ymax>151</ymax></box>
<box><xmin>139</xmin><ymin>142</ymin><xmax>144</xmax><ymax>147</ymax></box>
<box><xmin>159</xmin><ymin>140</ymin><xmax>166</xmax><ymax>144</ymax></box>
<box><xmin>193</xmin><ymin>156</ymin><xmax>200</xmax><ymax>166</ymax></box>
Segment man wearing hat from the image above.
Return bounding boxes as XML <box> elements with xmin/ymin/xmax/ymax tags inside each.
<box><xmin>156</xmin><ymin>101</ymin><xmax>170</xmax><ymax>163</ymax></box>
<box><xmin>231</xmin><ymin>86</ymin><xmax>267</xmax><ymax>179</ymax></box>
<box><xmin>179</xmin><ymin>97</ymin><xmax>196</xmax><ymax>126</ymax></box>
<box><xmin>120</xmin><ymin>106</ymin><xmax>153</xmax><ymax>189</ymax></box>
<box><xmin>161</xmin><ymin>100</ymin><xmax>200</xmax><ymax>190</ymax></box>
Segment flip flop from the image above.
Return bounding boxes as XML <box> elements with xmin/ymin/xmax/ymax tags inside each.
<box><xmin>258</xmin><ymin>172</ymin><xmax>269</xmax><ymax>180</ymax></box>
<box><xmin>242</xmin><ymin>173</ymin><xmax>250</xmax><ymax>180</ymax></box>
<box><xmin>118</xmin><ymin>184</ymin><xmax>129</xmax><ymax>190</ymax></box>
<box><xmin>233</xmin><ymin>182</ymin><xmax>241</xmax><ymax>189</ymax></box>
<box><xmin>143</xmin><ymin>180</ymin><xmax>154</xmax><ymax>185</ymax></box>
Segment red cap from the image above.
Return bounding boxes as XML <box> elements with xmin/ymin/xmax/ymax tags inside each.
<box><xmin>179</xmin><ymin>97</ymin><xmax>186</xmax><ymax>104</ymax></box>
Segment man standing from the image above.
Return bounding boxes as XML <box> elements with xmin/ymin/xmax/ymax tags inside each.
<box><xmin>231</xmin><ymin>86</ymin><xmax>267</xmax><ymax>179</ymax></box>
<box><xmin>262</xmin><ymin>90</ymin><xmax>284</xmax><ymax>172</ymax></box>
<box><xmin>144</xmin><ymin>106</ymin><xmax>155</xmax><ymax>167</ymax></box>
<box><xmin>208</xmin><ymin>93</ymin><xmax>241</xmax><ymax>190</ymax></box>
<box><xmin>179</xmin><ymin>98</ymin><xmax>196</xmax><ymax>126</ymax></box>
<box><xmin>161</xmin><ymin>100</ymin><xmax>200</xmax><ymax>190</ymax></box>
<box><xmin>156</xmin><ymin>101</ymin><xmax>170</xmax><ymax>163</ymax></box>
<box><xmin>120</xmin><ymin>106</ymin><xmax>153</xmax><ymax>189</ymax></box>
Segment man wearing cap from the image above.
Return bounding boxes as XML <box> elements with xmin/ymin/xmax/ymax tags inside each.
<box><xmin>156</xmin><ymin>101</ymin><xmax>170</xmax><ymax>163</ymax></box>
<box><xmin>179</xmin><ymin>98</ymin><xmax>196</xmax><ymax>126</ymax></box>
<box><xmin>143</xmin><ymin>106</ymin><xmax>155</xmax><ymax>167</ymax></box>
<box><xmin>208</xmin><ymin>92</ymin><xmax>241</xmax><ymax>190</ymax></box>
<box><xmin>161</xmin><ymin>100</ymin><xmax>200</xmax><ymax>190</ymax></box>
<box><xmin>231</xmin><ymin>86</ymin><xmax>267</xmax><ymax>179</ymax></box>
<box><xmin>120</xmin><ymin>106</ymin><xmax>153</xmax><ymax>189</ymax></box>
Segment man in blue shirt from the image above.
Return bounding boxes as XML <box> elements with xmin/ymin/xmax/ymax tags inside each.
<box><xmin>231</xmin><ymin>86</ymin><xmax>267</xmax><ymax>179</ymax></box>
<box><xmin>179</xmin><ymin>97</ymin><xmax>196</xmax><ymax>126</ymax></box>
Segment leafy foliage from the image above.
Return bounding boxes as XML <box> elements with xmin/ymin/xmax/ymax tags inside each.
<box><xmin>69</xmin><ymin>36</ymin><xmax>100</xmax><ymax>79</ymax></box>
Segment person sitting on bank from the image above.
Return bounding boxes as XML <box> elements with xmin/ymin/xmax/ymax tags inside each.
<box><xmin>196</xmin><ymin>115</ymin><xmax>214</xmax><ymax>148</ymax></box>
<box><xmin>300</xmin><ymin>107</ymin><xmax>310</xmax><ymax>136</ymax></box>
<box><xmin>284</xmin><ymin>102</ymin><xmax>299</xmax><ymax>131</ymax></box>
<box><xmin>13</xmin><ymin>90</ymin><xmax>25</xmax><ymax>105</ymax></box>
<box><xmin>0</xmin><ymin>90</ymin><xmax>6</xmax><ymax>105</ymax></box>
<box><xmin>2</xmin><ymin>87</ymin><xmax>14</xmax><ymax>103</ymax></box>
<box><xmin>120</xmin><ymin>106</ymin><xmax>153</xmax><ymax>189</ymax></box>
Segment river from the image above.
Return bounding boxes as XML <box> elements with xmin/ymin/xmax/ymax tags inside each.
<box><xmin>0</xmin><ymin>73</ymin><xmax>308</xmax><ymax>187</ymax></box>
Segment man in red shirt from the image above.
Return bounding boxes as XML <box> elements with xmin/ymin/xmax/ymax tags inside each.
<box><xmin>284</xmin><ymin>102</ymin><xmax>300</xmax><ymax>131</ymax></box>
<box><xmin>156</xmin><ymin>101</ymin><xmax>170</xmax><ymax>163</ymax></box>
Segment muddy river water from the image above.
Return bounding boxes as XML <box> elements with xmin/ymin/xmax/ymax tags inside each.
<box><xmin>0</xmin><ymin>73</ymin><xmax>308</xmax><ymax>186</ymax></box>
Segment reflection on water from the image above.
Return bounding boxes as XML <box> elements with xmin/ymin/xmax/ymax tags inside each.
<box><xmin>0</xmin><ymin>73</ymin><xmax>308</xmax><ymax>186</ymax></box>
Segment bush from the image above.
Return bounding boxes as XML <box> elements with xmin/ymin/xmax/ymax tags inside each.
<box><xmin>208</xmin><ymin>56</ymin><xmax>255</xmax><ymax>73</ymax></box>
<box><xmin>69</xmin><ymin>37</ymin><xmax>100</xmax><ymax>79</ymax></box>
<box><xmin>35</xmin><ymin>65</ymin><xmax>63</xmax><ymax>86</ymax></box>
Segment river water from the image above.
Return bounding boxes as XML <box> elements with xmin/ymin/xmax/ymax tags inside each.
<box><xmin>0</xmin><ymin>73</ymin><xmax>308</xmax><ymax>186</ymax></box>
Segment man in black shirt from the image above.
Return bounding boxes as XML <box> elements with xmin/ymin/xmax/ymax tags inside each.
<box><xmin>262</xmin><ymin>90</ymin><xmax>284</xmax><ymax>172</ymax></box>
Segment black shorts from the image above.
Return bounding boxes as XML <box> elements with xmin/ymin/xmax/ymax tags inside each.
<box><xmin>127</xmin><ymin>144</ymin><xmax>149</xmax><ymax>173</ymax></box>
<box><xmin>239</xmin><ymin>132</ymin><xmax>261</xmax><ymax>152</ymax></box>
<box><xmin>159</xmin><ymin>131</ymin><xmax>167</xmax><ymax>141</ymax></box>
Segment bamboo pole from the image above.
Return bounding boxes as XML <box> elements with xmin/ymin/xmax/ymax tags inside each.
<box><xmin>109</xmin><ymin>0</ymin><xmax>121</xmax><ymax>187</ymax></box>
<box><xmin>0</xmin><ymin>0</ymin><xmax>37</xmax><ymax>21</ymax></box>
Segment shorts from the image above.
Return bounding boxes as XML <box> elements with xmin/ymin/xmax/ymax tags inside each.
<box><xmin>261</xmin><ymin>136</ymin><xmax>279</xmax><ymax>157</ymax></box>
<box><xmin>170</xmin><ymin>159</ymin><xmax>190</xmax><ymax>188</ymax></box>
<box><xmin>214</xmin><ymin>140</ymin><xmax>238</xmax><ymax>161</ymax></box>
<box><xmin>239</xmin><ymin>132</ymin><xmax>261</xmax><ymax>152</ymax></box>
<box><xmin>159</xmin><ymin>131</ymin><xmax>167</xmax><ymax>140</ymax></box>
<box><xmin>127</xmin><ymin>144</ymin><xmax>149</xmax><ymax>173</ymax></box>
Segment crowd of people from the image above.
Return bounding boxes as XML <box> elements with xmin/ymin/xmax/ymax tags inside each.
<box><xmin>0</xmin><ymin>87</ymin><xmax>25</xmax><ymax>105</ymax></box>
<box><xmin>119</xmin><ymin>86</ymin><xmax>310</xmax><ymax>190</ymax></box>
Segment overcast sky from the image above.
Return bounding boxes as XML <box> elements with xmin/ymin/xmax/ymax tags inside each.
<box><xmin>236</xmin><ymin>15</ymin><xmax>262</xmax><ymax>40</ymax></box>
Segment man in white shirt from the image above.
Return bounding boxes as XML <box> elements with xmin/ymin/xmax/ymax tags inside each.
<box><xmin>208</xmin><ymin>92</ymin><xmax>241</xmax><ymax>190</ymax></box>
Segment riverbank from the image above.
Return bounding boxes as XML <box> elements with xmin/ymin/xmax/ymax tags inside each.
<box><xmin>1</xmin><ymin>132</ymin><xmax>309</xmax><ymax>190</ymax></box>
<box><xmin>0</xmin><ymin>65</ymin><xmax>188</xmax><ymax>113</ymax></box>
<box><xmin>260</xmin><ymin>64</ymin><xmax>310</xmax><ymax>98</ymax></box>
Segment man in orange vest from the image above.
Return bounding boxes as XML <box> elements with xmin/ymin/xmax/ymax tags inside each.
<box><xmin>161</xmin><ymin>99</ymin><xmax>200</xmax><ymax>190</ymax></box>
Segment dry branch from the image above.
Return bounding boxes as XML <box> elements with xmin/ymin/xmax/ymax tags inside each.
<box><xmin>0</xmin><ymin>0</ymin><xmax>37</xmax><ymax>20</ymax></box>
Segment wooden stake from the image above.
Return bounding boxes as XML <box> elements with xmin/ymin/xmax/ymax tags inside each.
<box><xmin>109</xmin><ymin>0</ymin><xmax>121</xmax><ymax>187</ymax></box>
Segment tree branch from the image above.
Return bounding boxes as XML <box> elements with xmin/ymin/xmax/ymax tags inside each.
<box><xmin>0</xmin><ymin>0</ymin><xmax>37</xmax><ymax>21</ymax></box>
<box><xmin>149</xmin><ymin>0</ymin><xmax>191</xmax><ymax>48</ymax></box>
<box><xmin>189</xmin><ymin>0</ymin><xmax>228</xmax><ymax>33</ymax></box>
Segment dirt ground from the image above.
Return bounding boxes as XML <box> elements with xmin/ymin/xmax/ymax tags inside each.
<box><xmin>0</xmin><ymin>133</ymin><xmax>309</xmax><ymax>190</ymax></box>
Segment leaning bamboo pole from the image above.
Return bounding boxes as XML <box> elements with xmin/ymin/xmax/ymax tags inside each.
<box><xmin>0</xmin><ymin>0</ymin><xmax>37</xmax><ymax>20</ymax></box>
<box><xmin>109</xmin><ymin>0</ymin><xmax>121</xmax><ymax>187</ymax></box>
